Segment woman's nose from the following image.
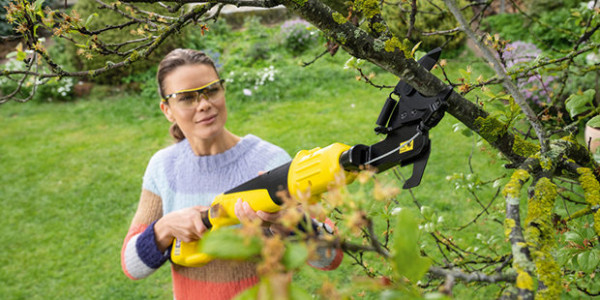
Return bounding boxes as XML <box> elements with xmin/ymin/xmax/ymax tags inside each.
<box><xmin>195</xmin><ymin>96</ymin><xmax>211</xmax><ymax>112</ymax></box>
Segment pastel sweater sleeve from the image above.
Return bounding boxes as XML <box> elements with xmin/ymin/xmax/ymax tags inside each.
<box><xmin>121</xmin><ymin>189</ymin><xmax>168</xmax><ymax>280</ymax></box>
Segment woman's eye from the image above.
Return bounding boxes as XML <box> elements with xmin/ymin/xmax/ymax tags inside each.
<box><xmin>205</xmin><ymin>87</ymin><xmax>219</xmax><ymax>96</ymax></box>
<box><xmin>178</xmin><ymin>93</ymin><xmax>195</xmax><ymax>102</ymax></box>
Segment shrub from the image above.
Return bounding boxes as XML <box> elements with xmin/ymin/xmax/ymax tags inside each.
<box><xmin>46</xmin><ymin>35</ymin><xmax>77</xmax><ymax>74</ymax></box>
<box><xmin>280</xmin><ymin>19</ymin><xmax>320</xmax><ymax>55</ymax></box>
<box><xmin>502</xmin><ymin>41</ymin><xmax>557</xmax><ymax>108</ymax></box>
<box><xmin>121</xmin><ymin>66</ymin><xmax>158</xmax><ymax>100</ymax></box>
<box><xmin>183</xmin><ymin>18</ymin><xmax>232</xmax><ymax>55</ymax></box>
<box><xmin>215</xmin><ymin>16</ymin><xmax>282</xmax><ymax>70</ymax></box>
<box><xmin>484</xmin><ymin>2</ymin><xmax>587</xmax><ymax>51</ymax></box>
<box><xmin>0</xmin><ymin>0</ymin><xmax>13</xmax><ymax>36</ymax></box>
<box><xmin>0</xmin><ymin>55</ymin><xmax>75</xmax><ymax>102</ymax></box>
<box><xmin>225</xmin><ymin>65</ymin><xmax>282</xmax><ymax>102</ymax></box>
<box><xmin>522</xmin><ymin>0</ymin><xmax>581</xmax><ymax>14</ymax></box>
<box><xmin>529</xmin><ymin>7</ymin><xmax>578</xmax><ymax>50</ymax></box>
<box><xmin>482</xmin><ymin>13</ymin><xmax>529</xmax><ymax>42</ymax></box>
<box><xmin>382</xmin><ymin>0</ymin><xmax>472</xmax><ymax>52</ymax></box>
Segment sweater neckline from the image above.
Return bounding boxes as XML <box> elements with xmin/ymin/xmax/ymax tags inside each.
<box><xmin>178</xmin><ymin>134</ymin><xmax>259</xmax><ymax>170</ymax></box>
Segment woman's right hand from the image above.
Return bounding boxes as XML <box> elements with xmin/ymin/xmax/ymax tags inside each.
<box><xmin>154</xmin><ymin>205</ymin><xmax>209</xmax><ymax>252</ymax></box>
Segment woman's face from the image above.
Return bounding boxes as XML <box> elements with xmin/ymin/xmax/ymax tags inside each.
<box><xmin>160</xmin><ymin>64</ymin><xmax>227</xmax><ymax>142</ymax></box>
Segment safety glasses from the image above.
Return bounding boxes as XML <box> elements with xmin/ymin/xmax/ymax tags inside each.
<box><xmin>162</xmin><ymin>79</ymin><xmax>225</xmax><ymax>109</ymax></box>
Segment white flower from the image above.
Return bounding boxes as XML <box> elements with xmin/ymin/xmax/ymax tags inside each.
<box><xmin>391</xmin><ymin>207</ymin><xmax>403</xmax><ymax>215</ymax></box>
<box><xmin>586</xmin><ymin>52</ymin><xmax>600</xmax><ymax>65</ymax></box>
<box><xmin>243</xmin><ymin>88</ymin><xmax>252</xmax><ymax>96</ymax></box>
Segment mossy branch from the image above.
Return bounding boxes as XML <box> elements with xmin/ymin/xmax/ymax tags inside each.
<box><xmin>524</xmin><ymin>177</ymin><xmax>561</xmax><ymax>298</ymax></box>
<box><xmin>576</xmin><ymin>168</ymin><xmax>600</xmax><ymax>236</ymax></box>
<box><xmin>502</xmin><ymin>167</ymin><xmax>534</xmax><ymax>300</ymax></box>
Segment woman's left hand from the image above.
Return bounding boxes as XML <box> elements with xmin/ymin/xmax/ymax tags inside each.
<box><xmin>233</xmin><ymin>198</ymin><xmax>280</xmax><ymax>223</ymax></box>
<box><xmin>234</xmin><ymin>199</ymin><xmax>290</xmax><ymax>235</ymax></box>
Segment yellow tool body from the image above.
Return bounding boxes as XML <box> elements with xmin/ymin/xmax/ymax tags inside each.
<box><xmin>171</xmin><ymin>143</ymin><xmax>353</xmax><ymax>267</ymax></box>
<box><xmin>288</xmin><ymin>143</ymin><xmax>354</xmax><ymax>202</ymax></box>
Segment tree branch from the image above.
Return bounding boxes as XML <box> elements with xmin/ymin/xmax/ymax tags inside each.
<box><xmin>428</xmin><ymin>266</ymin><xmax>516</xmax><ymax>283</ymax></box>
<box><xmin>122</xmin><ymin>0</ymin><xmax>283</xmax><ymax>8</ymax></box>
<box><xmin>502</xmin><ymin>162</ymin><xmax>536</xmax><ymax>300</ymax></box>
<box><xmin>443</xmin><ymin>0</ymin><xmax>548</xmax><ymax>154</ymax></box>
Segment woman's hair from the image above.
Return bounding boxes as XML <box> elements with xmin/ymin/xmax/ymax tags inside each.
<box><xmin>156</xmin><ymin>49</ymin><xmax>220</xmax><ymax>142</ymax></box>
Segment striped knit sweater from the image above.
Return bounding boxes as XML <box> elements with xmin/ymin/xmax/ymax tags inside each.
<box><xmin>121</xmin><ymin>134</ymin><xmax>343</xmax><ymax>300</ymax></box>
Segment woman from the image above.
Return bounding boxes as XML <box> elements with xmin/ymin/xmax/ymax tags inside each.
<box><xmin>121</xmin><ymin>49</ymin><xmax>342</xmax><ymax>300</ymax></box>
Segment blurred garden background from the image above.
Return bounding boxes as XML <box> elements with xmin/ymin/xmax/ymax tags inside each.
<box><xmin>2</xmin><ymin>0</ymin><xmax>600</xmax><ymax>298</ymax></box>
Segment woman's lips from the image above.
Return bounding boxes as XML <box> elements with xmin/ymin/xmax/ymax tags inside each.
<box><xmin>196</xmin><ymin>114</ymin><xmax>217</xmax><ymax>124</ymax></box>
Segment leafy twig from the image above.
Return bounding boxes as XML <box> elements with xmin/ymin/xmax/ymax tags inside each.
<box><xmin>444</xmin><ymin>0</ymin><xmax>549</xmax><ymax>154</ymax></box>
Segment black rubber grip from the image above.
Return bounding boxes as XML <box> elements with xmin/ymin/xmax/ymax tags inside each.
<box><xmin>201</xmin><ymin>210</ymin><xmax>212</xmax><ymax>229</ymax></box>
<box><xmin>225</xmin><ymin>162</ymin><xmax>291</xmax><ymax>205</ymax></box>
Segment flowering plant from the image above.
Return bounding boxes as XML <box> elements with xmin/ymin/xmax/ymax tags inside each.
<box><xmin>502</xmin><ymin>41</ymin><xmax>556</xmax><ymax>107</ymax></box>
<box><xmin>0</xmin><ymin>56</ymin><xmax>75</xmax><ymax>102</ymax></box>
<box><xmin>226</xmin><ymin>66</ymin><xmax>280</xmax><ymax>100</ymax></box>
<box><xmin>280</xmin><ymin>19</ymin><xmax>319</xmax><ymax>55</ymax></box>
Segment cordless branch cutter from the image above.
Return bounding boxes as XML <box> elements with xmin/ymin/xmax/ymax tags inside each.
<box><xmin>171</xmin><ymin>48</ymin><xmax>454</xmax><ymax>267</ymax></box>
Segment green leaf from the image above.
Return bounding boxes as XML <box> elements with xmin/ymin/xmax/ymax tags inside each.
<box><xmin>587</xmin><ymin>115</ymin><xmax>600</xmax><ymax>128</ymax></box>
<box><xmin>36</xmin><ymin>10</ymin><xmax>45</xmax><ymax>20</ymax></box>
<box><xmin>482</xmin><ymin>89</ymin><xmax>498</xmax><ymax>99</ymax></box>
<box><xmin>85</xmin><ymin>13</ymin><xmax>98</xmax><ymax>28</ymax></box>
<box><xmin>282</xmin><ymin>242</ymin><xmax>308</xmax><ymax>270</ymax></box>
<box><xmin>391</xmin><ymin>208</ymin><xmax>431</xmax><ymax>283</ymax></box>
<box><xmin>233</xmin><ymin>284</ymin><xmax>258</xmax><ymax>300</ymax></box>
<box><xmin>577</xmin><ymin>250</ymin><xmax>600</xmax><ymax>273</ymax></box>
<box><xmin>556</xmin><ymin>247</ymin><xmax>579</xmax><ymax>267</ymax></box>
<box><xmin>420</xmin><ymin>206</ymin><xmax>435</xmax><ymax>221</ymax></box>
<box><xmin>565</xmin><ymin>89</ymin><xmax>596</xmax><ymax>118</ymax></box>
<box><xmin>591</xmin><ymin>249</ymin><xmax>600</xmax><ymax>270</ymax></box>
<box><xmin>289</xmin><ymin>283</ymin><xmax>313</xmax><ymax>300</ymax></box>
<box><xmin>508</xmin><ymin>96</ymin><xmax>519</xmax><ymax>114</ymax></box>
<box><xmin>458</xmin><ymin>68</ymin><xmax>471</xmax><ymax>82</ymax></box>
<box><xmin>32</xmin><ymin>0</ymin><xmax>45</xmax><ymax>12</ymax></box>
<box><xmin>564</xmin><ymin>231</ymin><xmax>583</xmax><ymax>244</ymax></box>
<box><xmin>200</xmin><ymin>227</ymin><xmax>262</xmax><ymax>260</ymax></box>
<box><xmin>461</xmin><ymin>129</ymin><xmax>473</xmax><ymax>137</ymax></box>
<box><xmin>413</xmin><ymin>50</ymin><xmax>426</xmax><ymax>61</ymax></box>
<box><xmin>16</xmin><ymin>50</ymin><xmax>27</xmax><ymax>62</ymax></box>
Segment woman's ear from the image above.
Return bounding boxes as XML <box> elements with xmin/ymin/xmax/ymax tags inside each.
<box><xmin>160</xmin><ymin>101</ymin><xmax>175</xmax><ymax>123</ymax></box>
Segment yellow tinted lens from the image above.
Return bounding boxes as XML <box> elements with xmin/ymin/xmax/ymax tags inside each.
<box><xmin>175</xmin><ymin>91</ymin><xmax>199</xmax><ymax>108</ymax></box>
<box><xmin>202</xmin><ymin>82</ymin><xmax>222</xmax><ymax>99</ymax></box>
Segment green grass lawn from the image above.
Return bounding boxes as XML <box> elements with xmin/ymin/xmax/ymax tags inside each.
<box><xmin>0</xmin><ymin>50</ymin><xmax>509</xmax><ymax>299</ymax></box>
